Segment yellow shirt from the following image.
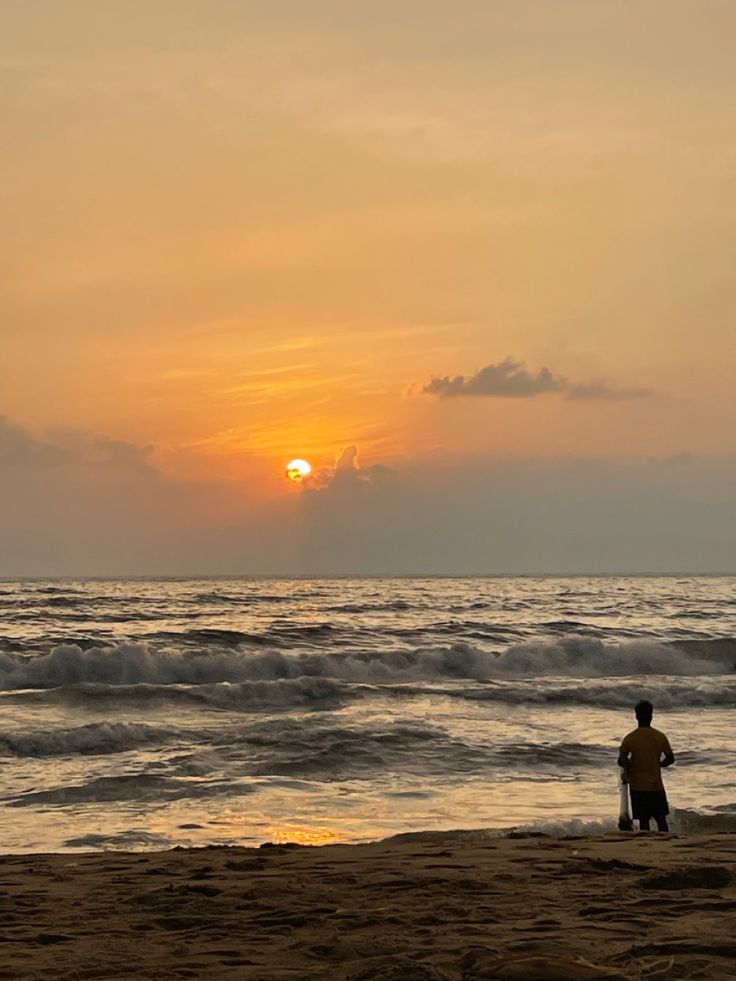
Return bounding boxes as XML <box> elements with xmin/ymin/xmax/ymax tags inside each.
<box><xmin>620</xmin><ymin>726</ymin><xmax>673</xmax><ymax>792</ymax></box>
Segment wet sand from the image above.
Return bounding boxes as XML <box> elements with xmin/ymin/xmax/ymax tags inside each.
<box><xmin>1</xmin><ymin>831</ymin><xmax>735</xmax><ymax>979</ymax></box>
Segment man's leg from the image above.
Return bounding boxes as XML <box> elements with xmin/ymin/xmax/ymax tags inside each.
<box><xmin>655</xmin><ymin>816</ymin><xmax>669</xmax><ymax>832</ymax></box>
<box><xmin>637</xmin><ymin>818</ymin><xmax>651</xmax><ymax>831</ymax></box>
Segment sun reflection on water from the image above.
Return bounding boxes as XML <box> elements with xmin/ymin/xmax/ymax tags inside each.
<box><xmin>268</xmin><ymin>825</ymin><xmax>344</xmax><ymax>846</ymax></box>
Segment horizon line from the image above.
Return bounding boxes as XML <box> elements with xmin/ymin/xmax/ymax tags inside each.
<box><xmin>2</xmin><ymin>571</ymin><xmax>735</xmax><ymax>582</ymax></box>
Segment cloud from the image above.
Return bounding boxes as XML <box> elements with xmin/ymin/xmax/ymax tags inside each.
<box><xmin>336</xmin><ymin>444</ymin><xmax>360</xmax><ymax>474</ymax></box>
<box><xmin>0</xmin><ymin>416</ymin><xmax>159</xmax><ymax>474</ymax></box>
<box><xmin>0</xmin><ymin>416</ymin><xmax>68</xmax><ymax>467</ymax></box>
<box><xmin>1</xmin><ymin>416</ymin><xmax>734</xmax><ymax>576</ymax></box>
<box><xmin>51</xmin><ymin>431</ymin><xmax>159</xmax><ymax>478</ymax></box>
<box><xmin>332</xmin><ymin>444</ymin><xmax>392</xmax><ymax>483</ymax></box>
<box><xmin>294</xmin><ymin>452</ymin><xmax>736</xmax><ymax>576</ymax></box>
<box><xmin>422</xmin><ymin>359</ymin><xmax>563</xmax><ymax>398</ymax></box>
<box><xmin>306</xmin><ymin>445</ymin><xmax>392</xmax><ymax>493</ymax></box>
<box><xmin>422</xmin><ymin>358</ymin><xmax>653</xmax><ymax>401</ymax></box>
<box><xmin>0</xmin><ymin>417</ymin><xmax>219</xmax><ymax>576</ymax></box>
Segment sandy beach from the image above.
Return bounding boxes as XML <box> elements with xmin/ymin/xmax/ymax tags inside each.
<box><xmin>1</xmin><ymin>832</ymin><xmax>735</xmax><ymax>980</ymax></box>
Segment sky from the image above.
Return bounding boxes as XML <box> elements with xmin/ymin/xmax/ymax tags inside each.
<box><xmin>1</xmin><ymin>0</ymin><xmax>735</xmax><ymax>575</ymax></box>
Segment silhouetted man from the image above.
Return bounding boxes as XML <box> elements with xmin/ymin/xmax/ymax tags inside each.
<box><xmin>618</xmin><ymin>700</ymin><xmax>675</xmax><ymax>832</ymax></box>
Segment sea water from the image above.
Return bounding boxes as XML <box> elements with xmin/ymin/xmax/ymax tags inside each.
<box><xmin>0</xmin><ymin>576</ymin><xmax>734</xmax><ymax>852</ymax></box>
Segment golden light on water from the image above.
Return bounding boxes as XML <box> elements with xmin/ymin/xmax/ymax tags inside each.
<box><xmin>269</xmin><ymin>825</ymin><xmax>344</xmax><ymax>847</ymax></box>
<box><xmin>286</xmin><ymin>459</ymin><xmax>312</xmax><ymax>483</ymax></box>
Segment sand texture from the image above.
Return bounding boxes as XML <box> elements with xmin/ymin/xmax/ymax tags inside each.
<box><xmin>1</xmin><ymin>832</ymin><xmax>735</xmax><ymax>980</ymax></box>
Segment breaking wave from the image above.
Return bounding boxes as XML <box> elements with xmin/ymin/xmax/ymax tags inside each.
<box><xmin>391</xmin><ymin>806</ymin><xmax>736</xmax><ymax>842</ymax></box>
<box><xmin>0</xmin><ymin>636</ymin><xmax>731</xmax><ymax>692</ymax></box>
<box><xmin>512</xmin><ymin>806</ymin><xmax>736</xmax><ymax>838</ymax></box>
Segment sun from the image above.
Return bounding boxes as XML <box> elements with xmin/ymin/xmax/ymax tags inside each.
<box><xmin>285</xmin><ymin>458</ymin><xmax>312</xmax><ymax>483</ymax></box>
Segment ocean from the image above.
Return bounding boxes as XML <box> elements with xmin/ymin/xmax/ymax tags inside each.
<box><xmin>1</xmin><ymin>576</ymin><xmax>734</xmax><ymax>853</ymax></box>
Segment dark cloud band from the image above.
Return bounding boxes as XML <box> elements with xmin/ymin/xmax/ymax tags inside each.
<box><xmin>422</xmin><ymin>358</ymin><xmax>652</xmax><ymax>401</ymax></box>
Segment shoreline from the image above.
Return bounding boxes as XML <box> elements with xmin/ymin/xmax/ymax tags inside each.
<box><xmin>5</xmin><ymin>805</ymin><xmax>736</xmax><ymax>858</ymax></box>
<box><xmin>6</xmin><ymin>802</ymin><xmax>736</xmax><ymax>857</ymax></box>
<box><xmin>2</xmin><ymin>831</ymin><xmax>735</xmax><ymax>979</ymax></box>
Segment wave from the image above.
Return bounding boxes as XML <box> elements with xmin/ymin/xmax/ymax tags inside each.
<box><xmin>387</xmin><ymin>805</ymin><xmax>736</xmax><ymax>844</ymax></box>
<box><xmin>44</xmin><ymin>596</ymin><xmax>86</xmax><ymax>607</ymax></box>
<box><xmin>6</xmin><ymin>773</ymin><xmax>257</xmax><ymax>807</ymax></box>
<box><xmin>451</xmin><ymin>676</ymin><xmax>736</xmax><ymax>708</ymax></box>
<box><xmin>34</xmin><ymin>586</ymin><xmax>85</xmax><ymax>595</ymax></box>
<box><xmin>670</xmin><ymin>807</ymin><xmax>736</xmax><ymax>834</ymax></box>
<box><xmin>191</xmin><ymin>592</ymin><xmax>291</xmax><ymax>604</ymax></box>
<box><xmin>0</xmin><ymin>721</ymin><xmax>181</xmax><ymax>758</ymax></box>
<box><xmin>491</xmin><ymin>742</ymin><xmax>613</xmax><ymax>767</ymax></box>
<box><xmin>246</xmin><ymin>721</ymin><xmax>483</xmax><ymax>779</ymax></box>
<box><xmin>0</xmin><ymin>637</ymin><xmax>731</xmax><ymax>691</ymax></box>
<box><xmin>3</xmin><ymin>676</ymin><xmax>350</xmax><ymax>712</ymax></box>
<box><xmin>514</xmin><ymin>806</ymin><xmax>736</xmax><ymax>838</ymax></box>
<box><xmin>0</xmin><ymin>713</ymin><xmax>619</xmax><ymax>779</ymax></box>
<box><xmin>151</xmin><ymin>628</ymin><xmax>274</xmax><ymax>647</ymax></box>
<box><xmin>251</xmin><ymin>735</ymin><xmax>616</xmax><ymax>781</ymax></box>
<box><xmin>393</xmin><ymin>622</ymin><xmax>519</xmax><ymax>641</ymax></box>
<box><xmin>325</xmin><ymin>600</ymin><xmax>415</xmax><ymax>613</ymax></box>
<box><xmin>0</xmin><ymin>699</ymin><xmax>660</xmax><ymax>773</ymax></box>
<box><xmin>148</xmin><ymin>623</ymin><xmax>340</xmax><ymax>648</ymax></box>
<box><xmin>6</xmin><ymin>673</ymin><xmax>734</xmax><ymax>712</ymax></box>
<box><xmin>64</xmin><ymin>830</ymin><xmax>173</xmax><ymax>849</ymax></box>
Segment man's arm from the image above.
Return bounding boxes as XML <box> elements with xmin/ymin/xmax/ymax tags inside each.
<box><xmin>618</xmin><ymin>739</ymin><xmax>631</xmax><ymax>778</ymax></box>
<box><xmin>660</xmin><ymin>736</ymin><xmax>675</xmax><ymax>768</ymax></box>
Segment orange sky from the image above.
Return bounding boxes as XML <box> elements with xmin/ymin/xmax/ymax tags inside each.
<box><xmin>1</xmin><ymin>2</ymin><xmax>735</xmax><ymax>573</ymax></box>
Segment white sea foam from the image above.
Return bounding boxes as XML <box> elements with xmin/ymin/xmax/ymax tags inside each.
<box><xmin>393</xmin><ymin>808</ymin><xmax>736</xmax><ymax>841</ymax></box>
<box><xmin>515</xmin><ymin>807</ymin><xmax>736</xmax><ymax>837</ymax></box>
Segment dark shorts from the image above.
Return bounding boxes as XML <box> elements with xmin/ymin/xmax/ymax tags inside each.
<box><xmin>630</xmin><ymin>790</ymin><xmax>669</xmax><ymax>822</ymax></box>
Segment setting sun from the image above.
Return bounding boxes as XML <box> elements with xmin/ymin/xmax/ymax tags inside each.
<box><xmin>285</xmin><ymin>459</ymin><xmax>312</xmax><ymax>483</ymax></box>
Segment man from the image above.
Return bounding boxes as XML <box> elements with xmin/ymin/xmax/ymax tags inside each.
<box><xmin>618</xmin><ymin>700</ymin><xmax>675</xmax><ymax>832</ymax></box>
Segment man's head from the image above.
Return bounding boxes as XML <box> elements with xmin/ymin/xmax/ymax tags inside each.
<box><xmin>635</xmin><ymin>700</ymin><xmax>653</xmax><ymax>726</ymax></box>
